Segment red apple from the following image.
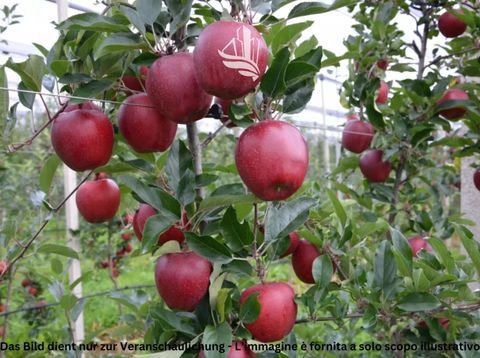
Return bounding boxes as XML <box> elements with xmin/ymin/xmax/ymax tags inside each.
<box><xmin>75</xmin><ymin>174</ymin><xmax>121</xmax><ymax>223</ymax></box>
<box><xmin>437</xmin><ymin>88</ymin><xmax>469</xmax><ymax>120</ymax></box>
<box><xmin>0</xmin><ymin>304</ymin><xmax>5</xmax><ymax>313</ymax></box>
<box><xmin>377</xmin><ymin>59</ymin><xmax>388</xmax><ymax>71</ymax></box>
<box><xmin>346</xmin><ymin>113</ymin><xmax>360</xmax><ymax>121</ymax></box>
<box><xmin>116</xmin><ymin>248</ymin><xmax>125</xmax><ymax>257</ymax></box>
<box><xmin>121</xmin><ymin>232</ymin><xmax>132</xmax><ymax>241</ymax></box>
<box><xmin>28</xmin><ymin>287</ymin><xmax>38</xmax><ymax>296</ymax></box>
<box><xmin>64</xmin><ymin>101</ymin><xmax>101</xmax><ymax>112</ymax></box>
<box><xmin>147</xmin><ymin>52</ymin><xmax>212</xmax><ymax>124</ymax></box>
<box><xmin>239</xmin><ymin>282</ymin><xmax>297</xmax><ymax>342</ymax></box>
<box><xmin>133</xmin><ymin>204</ymin><xmax>186</xmax><ymax>245</ymax></box>
<box><xmin>21</xmin><ymin>278</ymin><xmax>31</xmax><ymax>287</ymax></box>
<box><xmin>194</xmin><ymin>21</ymin><xmax>268</xmax><ymax>99</ymax></box>
<box><xmin>291</xmin><ymin>240</ymin><xmax>321</xmax><ymax>284</ymax></box>
<box><xmin>408</xmin><ymin>235</ymin><xmax>433</xmax><ymax>257</ymax></box>
<box><xmin>280</xmin><ymin>232</ymin><xmax>300</xmax><ymax>258</ymax></box>
<box><xmin>198</xmin><ymin>340</ymin><xmax>255</xmax><ymax>358</ymax></box>
<box><xmin>359</xmin><ymin>149</ymin><xmax>392</xmax><ymax>183</ymax></box>
<box><xmin>51</xmin><ymin>109</ymin><xmax>114</xmax><ymax>171</ymax></box>
<box><xmin>474</xmin><ymin>168</ymin><xmax>480</xmax><ymax>191</ymax></box>
<box><xmin>438</xmin><ymin>317</ymin><xmax>450</xmax><ymax>330</ymax></box>
<box><xmin>438</xmin><ymin>11</ymin><xmax>466</xmax><ymax>38</ymax></box>
<box><xmin>118</xmin><ymin>93</ymin><xmax>177</xmax><ymax>153</ymax></box>
<box><xmin>100</xmin><ymin>260</ymin><xmax>109</xmax><ymax>269</ymax></box>
<box><xmin>342</xmin><ymin>120</ymin><xmax>375</xmax><ymax>153</ymax></box>
<box><xmin>124</xmin><ymin>243</ymin><xmax>133</xmax><ymax>253</ymax></box>
<box><xmin>123</xmin><ymin>213</ymin><xmax>134</xmax><ymax>225</ymax></box>
<box><xmin>155</xmin><ymin>251</ymin><xmax>212</xmax><ymax>311</ymax></box>
<box><xmin>376</xmin><ymin>80</ymin><xmax>389</xmax><ymax>105</ymax></box>
<box><xmin>235</xmin><ymin>120</ymin><xmax>308</xmax><ymax>201</ymax></box>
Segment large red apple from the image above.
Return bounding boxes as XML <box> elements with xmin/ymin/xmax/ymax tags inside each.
<box><xmin>375</xmin><ymin>80</ymin><xmax>389</xmax><ymax>105</ymax></box>
<box><xmin>146</xmin><ymin>52</ymin><xmax>212</xmax><ymax>124</ymax></box>
<box><xmin>194</xmin><ymin>21</ymin><xmax>268</xmax><ymax>99</ymax></box>
<box><xmin>474</xmin><ymin>168</ymin><xmax>480</xmax><ymax>191</ymax></box>
<box><xmin>291</xmin><ymin>240</ymin><xmax>321</xmax><ymax>284</ymax></box>
<box><xmin>239</xmin><ymin>282</ymin><xmax>297</xmax><ymax>342</ymax></box>
<box><xmin>342</xmin><ymin>120</ymin><xmax>375</xmax><ymax>153</ymax></box>
<box><xmin>122</xmin><ymin>66</ymin><xmax>149</xmax><ymax>92</ymax></box>
<box><xmin>133</xmin><ymin>204</ymin><xmax>186</xmax><ymax>245</ymax></box>
<box><xmin>280</xmin><ymin>232</ymin><xmax>300</xmax><ymax>258</ymax></box>
<box><xmin>75</xmin><ymin>174</ymin><xmax>120</xmax><ymax>223</ymax></box>
<box><xmin>408</xmin><ymin>235</ymin><xmax>433</xmax><ymax>257</ymax></box>
<box><xmin>155</xmin><ymin>251</ymin><xmax>212</xmax><ymax>311</ymax></box>
<box><xmin>118</xmin><ymin>93</ymin><xmax>177</xmax><ymax>153</ymax></box>
<box><xmin>438</xmin><ymin>11</ymin><xmax>466</xmax><ymax>38</ymax></box>
<box><xmin>198</xmin><ymin>340</ymin><xmax>255</xmax><ymax>358</ymax></box>
<box><xmin>359</xmin><ymin>149</ymin><xmax>392</xmax><ymax>183</ymax></box>
<box><xmin>51</xmin><ymin>109</ymin><xmax>114</xmax><ymax>171</ymax></box>
<box><xmin>437</xmin><ymin>88</ymin><xmax>469</xmax><ymax>120</ymax></box>
<box><xmin>235</xmin><ymin>120</ymin><xmax>308</xmax><ymax>201</ymax></box>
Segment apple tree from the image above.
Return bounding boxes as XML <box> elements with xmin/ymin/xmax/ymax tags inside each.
<box><xmin>1</xmin><ymin>0</ymin><xmax>480</xmax><ymax>357</ymax></box>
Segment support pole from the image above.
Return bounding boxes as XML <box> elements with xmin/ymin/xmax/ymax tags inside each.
<box><xmin>320</xmin><ymin>75</ymin><xmax>331</xmax><ymax>174</ymax></box>
<box><xmin>56</xmin><ymin>0</ymin><xmax>85</xmax><ymax>346</ymax></box>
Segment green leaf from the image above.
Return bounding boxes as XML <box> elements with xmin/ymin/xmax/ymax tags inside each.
<box><xmin>0</xmin><ymin>66</ymin><xmax>8</xmax><ymax>121</ymax></box>
<box><xmin>120</xmin><ymin>6</ymin><xmax>145</xmax><ymax>34</ymax></box>
<box><xmin>295</xmin><ymin>36</ymin><xmax>319</xmax><ymax>58</ymax></box>
<box><xmin>49</xmin><ymin>60</ymin><xmax>71</xmax><ymax>78</ymax></box>
<box><xmin>38</xmin><ymin>244</ymin><xmax>79</xmax><ymax>259</ymax></box>
<box><xmin>50</xmin><ymin>258</ymin><xmax>63</xmax><ymax>275</ymax></box>
<box><xmin>166</xmin><ymin>140</ymin><xmax>194</xmax><ymax>194</ymax></box>
<box><xmin>428</xmin><ymin>237</ymin><xmax>455</xmax><ymax>275</ymax></box>
<box><xmin>265</xmin><ymin>197</ymin><xmax>316</xmax><ymax>241</ymax></box>
<box><xmin>186</xmin><ymin>232</ymin><xmax>232</xmax><ymax>263</ymax></box>
<box><xmin>271</xmin><ymin>21</ymin><xmax>313</xmax><ymax>55</ymax></box>
<box><xmin>397</xmin><ymin>293</ymin><xmax>441</xmax><ymax>312</ymax></box>
<box><xmin>221</xmin><ymin>206</ymin><xmax>254</xmax><ymax>252</ymax></box>
<box><xmin>39</xmin><ymin>154</ymin><xmax>61</xmax><ymax>193</ymax></box>
<box><xmin>373</xmin><ymin>240</ymin><xmax>397</xmax><ymax>298</ymax></box>
<box><xmin>390</xmin><ymin>228</ymin><xmax>413</xmax><ymax>267</ymax></box>
<box><xmin>260</xmin><ymin>47</ymin><xmax>290</xmax><ymax>98</ymax></box>
<box><xmin>283</xmin><ymin>82</ymin><xmax>314</xmax><ymax>113</ymax></box>
<box><xmin>216</xmin><ymin>288</ymin><xmax>231</xmax><ymax>323</ymax></box>
<box><xmin>94</xmin><ymin>33</ymin><xmax>147</xmax><ymax>60</ymax></box>
<box><xmin>199</xmin><ymin>194</ymin><xmax>259</xmax><ymax>212</ymax></box>
<box><xmin>285</xmin><ymin>62</ymin><xmax>318</xmax><ymax>88</ymax></box>
<box><xmin>177</xmin><ymin>169</ymin><xmax>196</xmax><ymax>206</ymax></box>
<box><xmin>164</xmin><ymin>0</ymin><xmax>193</xmax><ymax>37</ymax></box>
<box><xmin>71</xmin><ymin>80</ymin><xmax>114</xmax><ymax>102</ymax></box>
<box><xmin>312</xmin><ymin>255</ymin><xmax>333</xmax><ymax>288</ymax></box>
<box><xmin>17</xmin><ymin>82</ymin><xmax>35</xmax><ymax>109</ymax></box>
<box><xmin>6</xmin><ymin>55</ymin><xmax>46</xmax><ymax>92</ymax></box>
<box><xmin>202</xmin><ymin>323</ymin><xmax>232</xmax><ymax>358</ymax></box>
<box><xmin>57</xmin><ymin>13</ymin><xmax>129</xmax><ymax>32</ymax></box>
<box><xmin>239</xmin><ymin>292</ymin><xmax>260</xmax><ymax>324</ymax></box>
<box><xmin>142</xmin><ymin>213</ymin><xmax>179</xmax><ymax>251</ymax></box>
<box><xmin>457</xmin><ymin>225</ymin><xmax>480</xmax><ymax>278</ymax></box>
<box><xmin>294</xmin><ymin>47</ymin><xmax>323</xmax><ymax>69</ymax></box>
<box><xmin>136</xmin><ymin>0</ymin><xmax>162</xmax><ymax>25</ymax></box>
<box><xmin>325</xmin><ymin>188</ymin><xmax>347</xmax><ymax>227</ymax></box>
<box><xmin>288</xmin><ymin>0</ymin><xmax>357</xmax><ymax>18</ymax></box>
<box><xmin>272</xmin><ymin>0</ymin><xmax>297</xmax><ymax>12</ymax></box>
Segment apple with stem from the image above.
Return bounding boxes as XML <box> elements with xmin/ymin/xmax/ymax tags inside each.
<box><xmin>408</xmin><ymin>235</ymin><xmax>432</xmax><ymax>257</ymax></box>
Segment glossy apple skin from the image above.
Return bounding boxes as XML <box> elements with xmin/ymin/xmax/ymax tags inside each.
<box><xmin>474</xmin><ymin>169</ymin><xmax>480</xmax><ymax>191</ymax></box>
<box><xmin>280</xmin><ymin>232</ymin><xmax>301</xmax><ymax>258</ymax></box>
<box><xmin>147</xmin><ymin>52</ymin><xmax>212</xmax><ymax>124</ymax></box>
<box><xmin>133</xmin><ymin>204</ymin><xmax>185</xmax><ymax>245</ymax></box>
<box><xmin>346</xmin><ymin>113</ymin><xmax>360</xmax><ymax>121</ymax></box>
<box><xmin>235</xmin><ymin>120</ymin><xmax>308</xmax><ymax>201</ymax></box>
<box><xmin>240</xmin><ymin>282</ymin><xmax>297</xmax><ymax>342</ymax></box>
<box><xmin>76</xmin><ymin>177</ymin><xmax>120</xmax><ymax>223</ymax></box>
<box><xmin>359</xmin><ymin>149</ymin><xmax>392</xmax><ymax>183</ymax></box>
<box><xmin>51</xmin><ymin>109</ymin><xmax>114</xmax><ymax>171</ymax></box>
<box><xmin>118</xmin><ymin>93</ymin><xmax>177</xmax><ymax>153</ymax></box>
<box><xmin>437</xmin><ymin>88</ymin><xmax>469</xmax><ymax>120</ymax></box>
<box><xmin>408</xmin><ymin>235</ymin><xmax>433</xmax><ymax>257</ymax></box>
<box><xmin>342</xmin><ymin>120</ymin><xmax>375</xmax><ymax>154</ymax></box>
<box><xmin>438</xmin><ymin>11</ymin><xmax>466</xmax><ymax>38</ymax></box>
<box><xmin>291</xmin><ymin>240</ymin><xmax>321</xmax><ymax>284</ymax></box>
<box><xmin>376</xmin><ymin>80</ymin><xmax>389</xmax><ymax>105</ymax></box>
<box><xmin>155</xmin><ymin>251</ymin><xmax>212</xmax><ymax>311</ymax></box>
<box><xmin>198</xmin><ymin>341</ymin><xmax>255</xmax><ymax>358</ymax></box>
<box><xmin>194</xmin><ymin>21</ymin><xmax>268</xmax><ymax>99</ymax></box>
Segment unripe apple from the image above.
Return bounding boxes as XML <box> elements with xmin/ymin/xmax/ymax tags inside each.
<box><xmin>133</xmin><ymin>204</ymin><xmax>186</xmax><ymax>245</ymax></box>
<box><xmin>342</xmin><ymin>120</ymin><xmax>375</xmax><ymax>154</ymax></box>
<box><xmin>118</xmin><ymin>93</ymin><xmax>177</xmax><ymax>153</ymax></box>
<box><xmin>147</xmin><ymin>52</ymin><xmax>212</xmax><ymax>124</ymax></box>
<box><xmin>437</xmin><ymin>88</ymin><xmax>469</xmax><ymax>120</ymax></box>
<box><xmin>280</xmin><ymin>232</ymin><xmax>300</xmax><ymax>258</ymax></box>
<box><xmin>75</xmin><ymin>174</ymin><xmax>121</xmax><ymax>223</ymax></box>
<box><xmin>359</xmin><ymin>149</ymin><xmax>392</xmax><ymax>183</ymax></box>
<box><xmin>375</xmin><ymin>80</ymin><xmax>389</xmax><ymax>105</ymax></box>
<box><xmin>155</xmin><ymin>251</ymin><xmax>212</xmax><ymax>311</ymax></box>
<box><xmin>235</xmin><ymin>120</ymin><xmax>308</xmax><ymax>201</ymax></box>
<box><xmin>198</xmin><ymin>340</ymin><xmax>255</xmax><ymax>358</ymax></box>
<box><xmin>21</xmin><ymin>278</ymin><xmax>31</xmax><ymax>287</ymax></box>
<box><xmin>438</xmin><ymin>11</ymin><xmax>466</xmax><ymax>38</ymax></box>
<box><xmin>51</xmin><ymin>109</ymin><xmax>114</xmax><ymax>171</ymax></box>
<box><xmin>408</xmin><ymin>235</ymin><xmax>433</xmax><ymax>257</ymax></box>
<box><xmin>194</xmin><ymin>21</ymin><xmax>268</xmax><ymax>99</ymax></box>
<box><xmin>239</xmin><ymin>282</ymin><xmax>297</xmax><ymax>342</ymax></box>
<box><xmin>474</xmin><ymin>168</ymin><xmax>480</xmax><ymax>191</ymax></box>
<box><xmin>291</xmin><ymin>240</ymin><xmax>322</xmax><ymax>284</ymax></box>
